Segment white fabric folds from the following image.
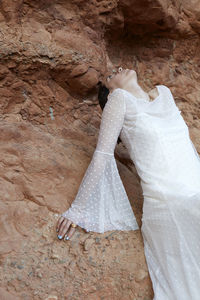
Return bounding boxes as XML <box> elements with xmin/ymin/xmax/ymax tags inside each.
<box><xmin>61</xmin><ymin>89</ymin><xmax>139</xmax><ymax>233</ymax></box>
<box><xmin>61</xmin><ymin>85</ymin><xmax>200</xmax><ymax>298</ymax></box>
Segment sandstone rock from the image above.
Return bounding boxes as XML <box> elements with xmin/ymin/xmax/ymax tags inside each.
<box><xmin>0</xmin><ymin>0</ymin><xmax>199</xmax><ymax>299</ymax></box>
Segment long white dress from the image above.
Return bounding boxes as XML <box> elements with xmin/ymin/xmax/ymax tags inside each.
<box><xmin>61</xmin><ymin>85</ymin><xmax>200</xmax><ymax>300</ymax></box>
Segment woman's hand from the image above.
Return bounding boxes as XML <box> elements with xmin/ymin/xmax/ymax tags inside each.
<box><xmin>56</xmin><ymin>216</ymin><xmax>77</xmax><ymax>241</ymax></box>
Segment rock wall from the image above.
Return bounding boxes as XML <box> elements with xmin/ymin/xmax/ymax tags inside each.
<box><xmin>0</xmin><ymin>1</ymin><xmax>200</xmax><ymax>299</ymax></box>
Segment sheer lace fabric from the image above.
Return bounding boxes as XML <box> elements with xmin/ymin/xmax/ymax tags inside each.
<box><xmin>120</xmin><ymin>85</ymin><xmax>200</xmax><ymax>300</ymax></box>
<box><xmin>62</xmin><ymin>85</ymin><xmax>200</xmax><ymax>299</ymax></box>
<box><xmin>61</xmin><ymin>89</ymin><xmax>139</xmax><ymax>233</ymax></box>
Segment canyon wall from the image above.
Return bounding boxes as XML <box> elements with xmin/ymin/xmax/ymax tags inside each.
<box><xmin>0</xmin><ymin>1</ymin><xmax>200</xmax><ymax>299</ymax></box>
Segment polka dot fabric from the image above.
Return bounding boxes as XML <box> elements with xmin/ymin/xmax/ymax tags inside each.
<box><xmin>61</xmin><ymin>85</ymin><xmax>200</xmax><ymax>299</ymax></box>
<box><xmin>119</xmin><ymin>85</ymin><xmax>200</xmax><ymax>300</ymax></box>
<box><xmin>61</xmin><ymin>89</ymin><xmax>139</xmax><ymax>233</ymax></box>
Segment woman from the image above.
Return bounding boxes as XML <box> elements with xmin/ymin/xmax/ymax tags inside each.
<box><xmin>56</xmin><ymin>67</ymin><xmax>200</xmax><ymax>299</ymax></box>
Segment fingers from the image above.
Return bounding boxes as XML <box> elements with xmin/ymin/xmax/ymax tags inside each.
<box><xmin>56</xmin><ymin>216</ymin><xmax>65</xmax><ymax>232</ymax></box>
<box><xmin>56</xmin><ymin>216</ymin><xmax>77</xmax><ymax>241</ymax></box>
<box><xmin>58</xmin><ymin>218</ymin><xmax>71</xmax><ymax>239</ymax></box>
<box><xmin>64</xmin><ymin>226</ymin><xmax>76</xmax><ymax>241</ymax></box>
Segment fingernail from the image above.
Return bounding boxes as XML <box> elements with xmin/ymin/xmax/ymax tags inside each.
<box><xmin>57</xmin><ymin>235</ymin><xmax>62</xmax><ymax>239</ymax></box>
<box><xmin>56</xmin><ymin>228</ymin><xmax>58</xmax><ymax>232</ymax></box>
<box><xmin>65</xmin><ymin>236</ymin><xmax>69</xmax><ymax>240</ymax></box>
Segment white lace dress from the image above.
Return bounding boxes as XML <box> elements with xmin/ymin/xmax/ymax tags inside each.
<box><xmin>61</xmin><ymin>86</ymin><xmax>200</xmax><ymax>300</ymax></box>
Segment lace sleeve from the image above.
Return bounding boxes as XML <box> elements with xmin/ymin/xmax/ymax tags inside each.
<box><xmin>61</xmin><ymin>88</ymin><xmax>139</xmax><ymax>233</ymax></box>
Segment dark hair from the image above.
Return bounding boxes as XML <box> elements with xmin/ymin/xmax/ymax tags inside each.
<box><xmin>97</xmin><ymin>82</ymin><xmax>122</xmax><ymax>144</ymax></box>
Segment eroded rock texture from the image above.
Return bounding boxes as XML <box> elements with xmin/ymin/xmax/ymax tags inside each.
<box><xmin>0</xmin><ymin>1</ymin><xmax>200</xmax><ymax>299</ymax></box>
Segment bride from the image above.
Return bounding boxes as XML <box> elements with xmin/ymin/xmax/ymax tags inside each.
<box><xmin>56</xmin><ymin>67</ymin><xmax>200</xmax><ymax>299</ymax></box>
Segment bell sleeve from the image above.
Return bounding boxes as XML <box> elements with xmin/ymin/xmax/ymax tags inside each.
<box><xmin>61</xmin><ymin>88</ymin><xmax>139</xmax><ymax>233</ymax></box>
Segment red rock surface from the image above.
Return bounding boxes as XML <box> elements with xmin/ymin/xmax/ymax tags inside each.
<box><xmin>0</xmin><ymin>1</ymin><xmax>200</xmax><ymax>299</ymax></box>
